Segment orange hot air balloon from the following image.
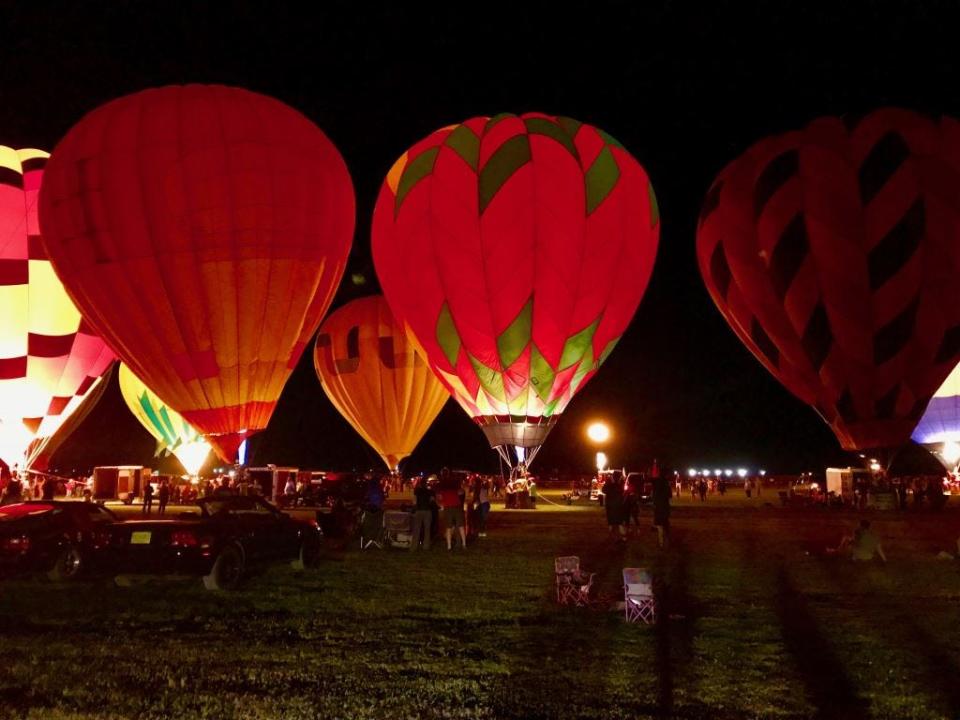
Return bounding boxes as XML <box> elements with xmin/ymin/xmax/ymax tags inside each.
<box><xmin>314</xmin><ymin>296</ymin><xmax>449</xmax><ymax>471</ymax></box>
<box><xmin>37</xmin><ymin>85</ymin><xmax>355</xmax><ymax>462</ymax></box>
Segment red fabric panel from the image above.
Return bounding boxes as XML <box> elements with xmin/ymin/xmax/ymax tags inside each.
<box><xmin>0</xmin><ymin>356</ymin><xmax>27</xmax><ymax>379</ymax></box>
<box><xmin>27</xmin><ymin>333</ymin><xmax>75</xmax><ymax>358</ymax></box>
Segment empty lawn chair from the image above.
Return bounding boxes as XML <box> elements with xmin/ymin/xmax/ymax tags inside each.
<box><xmin>383</xmin><ymin>510</ymin><xmax>414</xmax><ymax>549</ymax></box>
<box><xmin>554</xmin><ymin>556</ymin><xmax>595</xmax><ymax>606</ymax></box>
<box><xmin>623</xmin><ymin>568</ymin><xmax>655</xmax><ymax>624</ymax></box>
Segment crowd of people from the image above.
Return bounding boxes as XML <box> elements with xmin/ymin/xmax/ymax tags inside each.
<box><xmin>359</xmin><ymin>469</ymin><xmax>492</xmax><ymax>550</ymax></box>
<box><xmin>601</xmin><ymin>470</ymin><xmax>672</xmax><ymax>548</ymax></box>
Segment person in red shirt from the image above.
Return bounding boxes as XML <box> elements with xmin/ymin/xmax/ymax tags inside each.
<box><xmin>435</xmin><ymin>469</ymin><xmax>466</xmax><ymax>550</ymax></box>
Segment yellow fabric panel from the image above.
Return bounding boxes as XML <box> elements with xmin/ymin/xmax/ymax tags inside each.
<box><xmin>932</xmin><ymin>363</ymin><xmax>960</xmax><ymax>398</ymax></box>
<box><xmin>0</xmin><ymin>284</ymin><xmax>27</xmax><ymax>358</ymax></box>
<box><xmin>0</xmin><ymin>147</ymin><xmax>21</xmax><ymax>172</ymax></box>
<box><xmin>15</xmin><ymin>148</ymin><xmax>49</xmax><ymax>164</ymax></box>
<box><xmin>27</xmin><ymin>261</ymin><xmax>81</xmax><ymax>336</ymax></box>
<box><xmin>315</xmin><ymin>295</ymin><xmax>448</xmax><ymax>470</ymax></box>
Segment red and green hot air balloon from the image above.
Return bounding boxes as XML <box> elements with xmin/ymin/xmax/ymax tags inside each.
<box><xmin>373</xmin><ymin>113</ymin><xmax>659</xmax><ymax>467</ymax></box>
<box><xmin>697</xmin><ymin>108</ymin><xmax>960</xmax><ymax>457</ymax></box>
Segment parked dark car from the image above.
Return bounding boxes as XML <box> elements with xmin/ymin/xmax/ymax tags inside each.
<box><xmin>108</xmin><ymin>495</ymin><xmax>322</xmax><ymax>590</ymax></box>
<box><xmin>0</xmin><ymin>501</ymin><xmax>119</xmax><ymax>581</ymax></box>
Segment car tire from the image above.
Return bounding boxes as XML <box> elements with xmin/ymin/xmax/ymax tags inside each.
<box><xmin>291</xmin><ymin>535</ymin><xmax>321</xmax><ymax>571</ymax></box>
<box><xmin>202</xmin><ymin>543</ymin><xmax>244</xmax><ymax>591</ymax></box>
<box><xmin>47</xmin><ymin>544</ymin><xmax>84</xmax><ymax>582</ymax></box>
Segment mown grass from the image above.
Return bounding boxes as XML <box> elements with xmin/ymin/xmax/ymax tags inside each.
<box><xmin>1</xmin><ymin>494</ymin><xmax>958</xmax><ymax>719</ymax></box>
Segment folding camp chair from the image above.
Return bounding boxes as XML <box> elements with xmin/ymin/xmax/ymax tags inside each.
<box><xmin>623</xmin><ymin>568</ymin><xmax>656</xmax><ymax>624</ymax></box>
<box><xmin>360</xmin><ymin>509</ymin><xmax>384</xmax><ymax>549</ymax></box>
<box><xmin>554</xmin><ymin>556</ymin><xmax>595</xmax><ymax>606</ymax></box>
<box><xmin>383</xmin><ymin>510</ymin><xmax>414</xmax><ymax>549</ymax></box>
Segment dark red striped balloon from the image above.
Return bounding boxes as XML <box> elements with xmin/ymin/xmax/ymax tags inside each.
<box><xmin>697</xmin><ymin>108</ymin><xmax>960</xmax><ymax>451</ymax></box>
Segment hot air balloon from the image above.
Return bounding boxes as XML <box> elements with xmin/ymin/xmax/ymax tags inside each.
<box><xmin>372</xmin><ymin>114</ymin><xmax>659</xmax><ymax>468</ymax></box>
<box><xmin>314</xmin><ymin>295</ymin><xmax>449</xmax><ymax>471</ymax></box>
<box><xmin>118</xmin><ymin>363</ymin><xmax>211</xmax><ymax>476</ymax></box>
<box><xmin>0</xmin><ymin>146</ymin><xmax>115</xmax><ymax>470</ymax></box>
<box><xmin>911</xmin><ymin>363</ymin><xmax>960</xmax><ymax>471</ymax></box>
<box><xmin>697</xmin><ymin>108</ymin><xmax>960</xmax><ymax>456</ymax></box>
<box><xmin>38</xmin><ymin>85</ymin><xmax>355</xmax><ymax>462</ymax></box>
<box><xmin>25</xmin><ymin>363</ymin><xmax>115</xmax><ymax>472</ymax></box>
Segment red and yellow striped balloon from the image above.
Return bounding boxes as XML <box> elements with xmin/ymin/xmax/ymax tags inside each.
<box><xmin>0</xmin><ymin>147</ymin><xmax>114</xmax><ymax>468</ymax></box>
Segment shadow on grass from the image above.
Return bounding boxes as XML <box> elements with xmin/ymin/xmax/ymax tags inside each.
<box><xmin>816</xmin><ymin>557</ymin><xmax>960</xmax><ymax>718</ymax></box>
<box><xmin>651</xmin><ymin>533</ymin><xmax>697</xmax><ymax>717</ymax></box>
<box><xmin>774</xmin><ymin>564</ymin><xmax>868</xmax><ymax>720</ymax></box>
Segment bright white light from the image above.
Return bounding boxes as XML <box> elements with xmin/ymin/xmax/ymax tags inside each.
<box><xmin>702</xmin><ymin>469</ymin><xmax>711</xmax><ymax>476</ymax></box>
<box><xmin>713</xmin><ymin>469</ymin><xmax>722</xmax><ymax>477</ymax></box>
<box><xmin>737</xmin><ymin>468</ymin><xmax>747</xmax><ymax>478</ymax></box>
<box><xmin>759</xmin><ymin>469</ymin><xmax>766</xmax><ymax>476</ymax></box>
<box><xmin>228</xmin><ymin>470</ymin><xmax>237</xmax><ymax>478</ymax></box>
<box><xmin>238</xmin><ymin>439</ymin><xmax>248</xmax><ymax>465</ymax></box>
<box><xmin>586</xmin><ymin>422</ymin><xmax>611</xmax><ymax>444</ymax></box>
<box><xmin>596</xmin><ymin>452</ymin><xmax>608</xmax><ymax>472</ymax></box>
<box><xmin>869</xmin><ymin>461</ymin><xmax>881</xmax><ymax>472</ymax></box>
<box><xmin>174</xmin><ymin>440</ymin><xmax>211</xmax><ymax>477</ymax></box>
<box><xmin>811</xmin><ymin>482</ymin><xmax>820</xmax><ymax>490</ymax></box>
<box><xmin>941</xmin><ymin>441</ymin><xmax>960</xmax><ymax>465</ymax></box>
<box><xmin>515</xmin><ymin>446</ymin><xmax>527</xmax><ymax>464</ymax></box>
<box><xmin>724</xmin><ymin>469</ymin><xmax>733</xmax><ymax>477</ymax></box>
<box><xmin>687</xmin><ymin>468</ymin><xmax>697</xmax><ymax>477</ymax></box>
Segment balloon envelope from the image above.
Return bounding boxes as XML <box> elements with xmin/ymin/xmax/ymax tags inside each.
<box><xmin>314</xmin><ymin>295</ymin><xmax>448</xmax><ymax>470</ymax></box>
<box><xmin>38</xmin><ymin>85</ymin><xmax>355</xmax><ymax>462</ymax></box>
<box><xmin>372</xmin><ymin>113</ymin><xmax>659</xmax><ymax>464</ymax></box>
<box><xmin>697</xmin><ymin>108</ymin><xmax>960</xmax><ymax>451</ymax></box>
<box><xmin>118</xmin><ymin>363</ymin><xmax>211</xmax><ymax>476</ymax></box>
<box><xmin>0</xmin><ymin>147</ymin><xmax>115</xmax><ymax>468</ymax></box>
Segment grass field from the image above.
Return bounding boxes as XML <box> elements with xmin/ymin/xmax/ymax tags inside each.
<box><xmin>1</xmin><ymin>492</ymin><xmax>959</xmax><ymax>720</ymax></box>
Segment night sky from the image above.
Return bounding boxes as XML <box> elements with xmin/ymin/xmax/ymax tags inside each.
<box><xmin>2</xmin><ymin>1</ymin><xmax>956</xmax><ymax>476</ymax></box>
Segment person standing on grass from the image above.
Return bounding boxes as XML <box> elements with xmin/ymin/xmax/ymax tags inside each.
<box><xmin>142</xmin><ymin>481</ymin><xmax>154</xmax><ymax>515</ymax></box>
<box><xmin>411</xmin><ymin>476</ymin><xmax>435</xmax><ymax>550</ymax></box>
<box><xmin>744</xmin><ymin>477</ymin><xmax>752</xmax><ymax>499</ymax></box>
<box><xmin>698</xmin><ymin>477</ymin><xmax>707</xmax><ymax>502</ymax></box>
<box><xmin>652</xmin><ymin>474</ymin><xmax>671</xmax><ymax>548</ymax></box>
<box><xmin>603</xmin><ymin>471</ymin><xmax>626</xmax><ymax>541</ymax></box>
<box><xmin>158</xmin><ymin>479</ymin><xmax>170</xmax><ymax>515</ymax></box>
<box><xmin>474</xmin><ymin>476</ymin><xmax>490</xmax><ymax>538</ymax></box>
<box><xmin>436</xmin><ymin>470</ymin><xmax>466</xmax><ymax>550</ymax></box>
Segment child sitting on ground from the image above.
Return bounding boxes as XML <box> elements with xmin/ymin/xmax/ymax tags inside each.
<box><xmin>827</xmin><ymin>519</ymin><xmax>887</xmax><ymax>562</ymax></box>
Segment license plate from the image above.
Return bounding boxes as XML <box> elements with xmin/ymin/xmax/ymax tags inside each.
<box><xmin>130</xmin><ymin>531</ymin><xmax>152</xmax><ymax>545</ymax></box>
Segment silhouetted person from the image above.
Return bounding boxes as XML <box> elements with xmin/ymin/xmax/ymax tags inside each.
<box><xmin>158</xmin><ymin>480</ymin><xmax>170</xmax><ymax>515</ymax></box>
<box><xmin>142</xmin><ymin>482</ymin><xmax>154</xmax><ymax>514</ymax></box>
<box><xmin>652</xmin><ymin>475</ymin><xmax>671</xmax><ymax>548</ymax></box>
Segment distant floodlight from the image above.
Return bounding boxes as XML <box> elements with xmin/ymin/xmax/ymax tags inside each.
<box><xmin>596</xmin><ymin>452</ymin><xmax>608</xmax><ymax>472</ymax></box>
<box><xmin>941</xmin><ymin>441</ymin><xmax>960</xmax><ymax>465</ymax></box>
<box><xmin>724</xmin><ymin>469</ymin><xmax>733</xmax><ymax>477</ymax></box>
<box><xmin>737</xmin><ymin>468</ymin><xmax>747</xmax><ymax>478</ymax></box>
<box><xmin>586</xmin><ymin>422</ymin><xmax>611</xmax><ymax>444</ymax></box>
<box><xmin>869</xmin><ymin>461</ymin><xmax>881</xmax><ymax>472</ymax></box>
<box><xmin>759</xmin><ymin>469</ymin><xmax>766</xmax><ymax>476</ymax></box>
<box><xmin>702</xmin><ymin>469</ymin><xmax>711</xmax><ymax>476</ymax></box>
<box><xmin>687</xmin><ymin>468</ymin><xmax>697</xmax><ymax>477</ymax></box>
<box><xmin>713</xmin><ymin>469</ymin><xmax>722</xmax><ymax>477</ymax></box>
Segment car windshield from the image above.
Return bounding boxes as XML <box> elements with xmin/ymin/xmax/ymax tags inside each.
<box><xmin>83</xmin><ymin>504</ymin><xmax>117</xmax><ymax>523</ymax></box>
<box><xmin>201</xmin><ymin>498</ymin><xmax>277</xmax><ymax>518</ymax></box>
<box><xmin>0</xmin><ymin>503</ymin><xmax>58</xmax><ymax>521</ymax></box>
